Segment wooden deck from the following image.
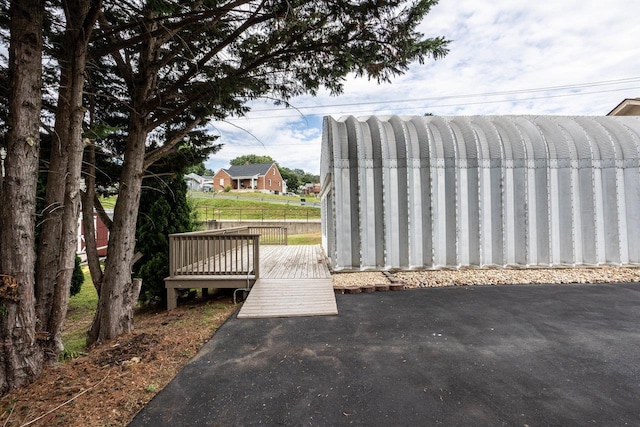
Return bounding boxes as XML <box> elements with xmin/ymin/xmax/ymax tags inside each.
<box><xmin>237</xmin><ymin>245</ymin><xmax>338</xmax><ymax>318</ymax></box>
<box><xmin>259</xmin><ymin>245</ymin><xmax>332</xmax><ymax>279</ymax></box>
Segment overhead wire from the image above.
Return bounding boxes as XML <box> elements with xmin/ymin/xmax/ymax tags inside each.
<box><xmin>223</xmin><ymin>76</ymin><xmax>640</xmax><ymax>121</ymax></box>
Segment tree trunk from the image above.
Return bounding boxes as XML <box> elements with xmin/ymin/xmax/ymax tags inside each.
<box><xmin>87</xmin><ymin>9</ymin><xmax>158</xmax><ymax>345</ymax></box>
<box><xmin>81</xmin><ymin>144</ymin><xmax>104</xmax><ymax>294</ymax></box>
<box><xmin>35</xmin><ymin>0</ymin><xmax>100</xmax><ymax>362</ymax></box>
<box><xmin>87</xmin><ymin>121</ymin><xmax>149</xmax><ymax>345</ymax></box>
<box><xmin>0</xmin><ymin>0</ymin><xmax>45</xmax><ymax>394</ymax></box>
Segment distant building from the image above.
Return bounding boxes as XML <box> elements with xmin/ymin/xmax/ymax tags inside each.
<box><xmin>185</xmin><ymin>173</ymin><xmax>205</xmax><ymax>191</ymax></box>
<box><xmin>608</xmin><ymin>98</ymin><xmax>640</xmax><ymax>116</ymax></box>
<box><xmin>185</xmin><ymin>173</ymin><xmax>215</xmax><ymax>191</ymax></box>
<box><xmin>202</xmin><ymin>175</ymin><xmax>214</xmax><ymax>191</ymax></box>
<box><xmin>77</xmin><ymin>210</ymin><xmax>112</xmax><ymax>257</ymax></box>
<box><xmin>212</xmin><ymin>162</ymin><xmax>285</xmax><ymax>194</ymax></box>
<box><xmin>303</xmin><ymin>182</ymin><xmax>321</xmax><ymax>196</ymax></box>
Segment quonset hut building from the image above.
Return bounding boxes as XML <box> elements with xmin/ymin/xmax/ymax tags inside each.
<box><xmin>320</xmin><ymin>115</ymin><xmax>640</xmax><ymax>271</ymax></box>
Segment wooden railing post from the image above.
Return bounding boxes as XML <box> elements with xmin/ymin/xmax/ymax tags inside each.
<box><xmin>253</xmin><ymin>235</ymin><xmax>260</xmax><ymax>279</ymax></box>
<box><xmin>169</xmin><ymin>234</ymin><xmax>175</xmax><ymax>277</ymax></box>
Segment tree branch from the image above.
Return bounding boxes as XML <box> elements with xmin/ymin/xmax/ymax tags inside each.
<box><xmin>146</xmin><ymin>1</ymin><xmax>272</xmax><ymax>110</ymax></box>
<box><xmin>91</xmin><ymin>0</ymin><xmax>256</xmax><ymax>58</ymax></box>
<box><xmin>97</xmin><ymin>12</ymin><xmax>135</xmax><ymax>94</ymax></box>
<box><xmin>93</xmin><ymin>194</ymin><xmax>113</xmax><ymax>230</ymax></box>
<box><xmin>143</xmin><ymin>117</ymin><xmax>202</xmax><ymax>170</ymax></box>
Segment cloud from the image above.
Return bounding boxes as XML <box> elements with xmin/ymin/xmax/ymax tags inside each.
<box><xmin>206</xmin><ymin>0</ymin><xmax>640</xmax><ymax>175</ymax></box>
<box><xmin>205</xmin><ymin>112</ymin><xmax>322</xmax><ymax>173</ymax></box>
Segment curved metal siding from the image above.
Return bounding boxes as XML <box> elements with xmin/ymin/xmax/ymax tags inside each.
<box><xmin>320</xmin><ymin>115</ymin><xmax>640</xmax><ymax>270</ymax></box>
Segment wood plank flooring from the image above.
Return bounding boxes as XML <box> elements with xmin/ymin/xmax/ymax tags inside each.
<box><xmin>237</xmin><ymin>245</ymin><xmax>337</xmax><ymax>319</ymax></box>
<box><xmin>237</xmin><ymin>279</ymin><xmax>337</xmax><ymax>318</ymax></box>
<box><xmin>259</xmin><ymin>245</ymin><xmax>331</xmax><ymax>279</ymax></box>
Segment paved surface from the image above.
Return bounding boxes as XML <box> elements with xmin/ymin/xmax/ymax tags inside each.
<box><xmin>130</xmin><ymin>283</ymin><xmax>640</xmax><ymax>426</ymax></box>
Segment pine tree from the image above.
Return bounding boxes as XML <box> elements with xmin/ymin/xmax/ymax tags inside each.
<box><xmin>134</xmin><ymin>174</ymin><xmax>197</xmax><ymax>306</ymax></box>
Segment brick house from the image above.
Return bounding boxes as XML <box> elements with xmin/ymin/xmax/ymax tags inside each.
<box><xmin>303</xmin><ymin>182</ymin><xmax>321</xmax><ymax>196</ymax></box>
<box><xmin>212</xmin><ymin>162</ymin><xmax>286</xmax><ymax>194</ymax></box>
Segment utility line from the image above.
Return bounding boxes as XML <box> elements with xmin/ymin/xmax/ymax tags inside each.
<box><xmin>248</xmin><ymin>76</ymin><xmax>640</xmax><ymax>113</ymax></box>
<box><xmin>225</xmin><ymin>83</ymin><xmax>640</xmax><ymax>121</ymax></box>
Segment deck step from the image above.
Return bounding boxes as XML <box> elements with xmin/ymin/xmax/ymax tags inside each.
<box><xmin>237</xmin><ymin>278</ymin><xmax>337</xmax><ymax>318</ymax></box>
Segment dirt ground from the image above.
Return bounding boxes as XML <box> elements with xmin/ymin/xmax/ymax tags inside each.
<box><xmin>0</xmin><ymin>296</ymin><xmax>237</xmax><ymax>427</ymax></box>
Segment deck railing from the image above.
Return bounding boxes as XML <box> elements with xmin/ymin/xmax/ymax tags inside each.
<box><xmin>167</xmin><ymin>226</ymin><xmax>287</xmax><ymax>279</ymax></box>
<box><xmin>247</xmin><ymin>226</ymin><xmax>288</xmax><ymax>245</ymax></box>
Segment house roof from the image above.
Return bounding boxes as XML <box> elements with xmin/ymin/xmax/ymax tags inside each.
<box><xmin>184</xmin><ymin>172</ymin><xmax>204</xmax><ymax>182</ymax></box>
<box><xmin>224</xmin><ymin>163</ymin><xmax>275</xmax><ymax>179</ymax></box>
<box><xmin>608</xmin><ymin>98</ymin><xmax>640</xmax><ymax>116</ymax></box>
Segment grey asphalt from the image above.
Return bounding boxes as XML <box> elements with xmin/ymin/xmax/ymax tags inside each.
<box><xmin>130</xmin><ymin>283</ymin><xmax>640</xmax><ymax>426</ymax></box>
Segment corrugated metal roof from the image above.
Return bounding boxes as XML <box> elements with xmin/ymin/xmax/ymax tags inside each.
<box><xmin>321</xmin><ymin>115</ymin><xmax>640</xmax><ymax>270</ymax></box>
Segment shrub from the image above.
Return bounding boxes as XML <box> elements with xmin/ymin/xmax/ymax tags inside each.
<box><xmin>134</xmin><ymin>174</ymin><xmax>197</xmax><ymax>306</ymax></box>
<box><xmin>70</xmin><ymin>255</ymin><xmax>84</xmax><ymax>296</ymax></box>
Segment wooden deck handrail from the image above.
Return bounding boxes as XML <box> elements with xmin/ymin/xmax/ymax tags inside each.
<box><xmin>169</xmin><ymin>233</ymin><xmax>260</xmax><ymax>278</ymax></box>
<box><xmin>167</xmin><ymin>225</ymin><xmax>286</xmax><ymax>279</ymax></box>
<box><xmin>247</xmin><ymin>226</ymin><xmax>288</xmax><ymax>245</ymax></box>
<box><xmin>171</xmin><ymin>225</ymin><xmax>287</xmax><ymax>244</ymax></box>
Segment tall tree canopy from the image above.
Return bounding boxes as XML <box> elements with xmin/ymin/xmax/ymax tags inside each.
<box><xmin>0</xmin><ymin>0</ymin><xmax>449</xmax><ymax>391</ymax></box>
<box><xmin>84</xmin><ymin>0</ymin><xmax>448</xmax><ymax>345</ymax></box>
<box><xmin>230</xmin><ymin>155</ymin><xmax>275</xmax><ymax>166</ymax></box>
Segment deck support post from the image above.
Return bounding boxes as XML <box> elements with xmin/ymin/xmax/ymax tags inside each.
<box><xmin>167</xmin><ymin>287</ymin><xmax>177</xmax><ymax>310</ymax></box>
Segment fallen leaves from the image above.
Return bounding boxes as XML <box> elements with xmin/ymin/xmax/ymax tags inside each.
<box><xmin>0</xmin><ymin>299</ymin><xmax>237</xmax><ymax>427</ymax></box>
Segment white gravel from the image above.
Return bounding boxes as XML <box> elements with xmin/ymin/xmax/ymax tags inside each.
<box><xmin>332</xmin><ymin>271</ymin><xmax>390</xmax><ymax>287</ymax></box>
<box><xmin>332</xmin><ymin>266</ymin><xmax>640</xmax><ymax>288</ymax></box>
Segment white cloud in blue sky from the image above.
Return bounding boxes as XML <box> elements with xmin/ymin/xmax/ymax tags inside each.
<box><xmin>206</xmin><ymin>0</ymin><xmax>640</xmax><ymax>175</ymax></box>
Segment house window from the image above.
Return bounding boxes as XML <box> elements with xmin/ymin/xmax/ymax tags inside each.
<box><xmin>278</xmin><ymin>181</ymin><xmax>281</xmax><ymax>187</ymax></box>
<box><xmin>268</xmin><ymin>179</ymin><xmax>272</xmax><ymax>186</ymax></box>
<box><xmin>273</xmin><ymin>168</ymin><xmax>276</xmax><ymax>175</ymax></box>
<box><xmin>219</xmin><ymin>178</ymin><xmax>224</xmax><ymax>186</ymax></box>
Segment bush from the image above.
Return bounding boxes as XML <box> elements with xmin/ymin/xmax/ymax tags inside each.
<box><xmin>70</xmin><ymin>255</ymin><xmax>84</xmax><ymax>296</ymax></box>
<box><xmin>224</xmin><ymin>184</ymin><xmax>232</xmax><ymax>192</ymax></box>
<box><xmin>134</xmin><ymin>174</ymin><xmax>197</xmax><ymax>306</ymax></box>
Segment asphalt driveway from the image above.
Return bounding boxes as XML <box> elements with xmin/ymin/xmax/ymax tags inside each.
<box><xmin>130</xmin><ymin>282</ymin><xmax>640</xmax><ymax>426</ymax></box>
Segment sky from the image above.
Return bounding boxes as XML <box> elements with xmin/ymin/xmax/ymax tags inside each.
<box><xmin>204</xmin><ymin>0</ymin><xmax>640</xmax><ymax>176</ymax></box>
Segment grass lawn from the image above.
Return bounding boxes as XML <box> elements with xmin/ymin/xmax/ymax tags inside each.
<box><xmin>62</xmin><ymin>266</ymin><xmax>98</xmax><ymax>357</ymax></box>
<box><xmin>94</xmin><ymin>191</ymin><xmax>321</xmax><ymax>222</ymax></box>
<box><xmin>288</xmin><ymin>232</ymin><xmax>322</xmax><ymax>245</ymax></box>
<box><xmin>189</xmin><ymin>190</ymin><xmax>314</xmax><ymax>203</ymax></box>
<box><xmin>99</xmin><ymin>195</ymin><xmax>117</xmax><ymax>209</ymax></box>
<box><xmin>191</xmin><ymin>193</ymin><xmax>320</xmax><ymax>222</ymax></box>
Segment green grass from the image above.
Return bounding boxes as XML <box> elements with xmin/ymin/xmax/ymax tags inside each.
<box><xmin>98</xmin><ymin>191</ymin><xmax>321</xmax><ymax>221</ymax></box>
<box><xmin>66</xmin><ymin>267</ymin><xmax>98</xmax><ymax>319</ymax></box>
<box><xmin>190</xmin><ymin>190</ymin><xmax>312</xmax><ymax>202</ymax></box>
<box><xmin>62</xmin><ymin>266</ymin><xmax>98</xmax><ymax>356</ymax></box>
<box><xmin>191</xmin><ymin>194</ymin><xmax>320</xmax><ymax>221</ymax></box>
<box><xmin>99</xmin><ymin>195</ymin><xmax>117</xmax><ymax>209</ymax></box>
<box><xmin>288</xmin><ymin>232</ymin><xmax>322</xmax><ymax>245</ymax></box>
<box><xmin>60</xmin><ymin>330</ymin><xmax>90</xmax><ymax>360</ymax></box>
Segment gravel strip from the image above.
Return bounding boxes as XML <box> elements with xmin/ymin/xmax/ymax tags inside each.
<box><xmin>332</xmin><ymin>272</ymin><xmax>390</xmax><ymax>287</ymax></box>
<box><xmin>332</xmin><ymin>266</ymin><xmax>640</xmax><ymax>289</ymax></box>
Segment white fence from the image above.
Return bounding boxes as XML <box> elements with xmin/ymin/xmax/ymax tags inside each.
<box><xmin>320</xmin><ymin>115</ymin><xmax>640</xmax><ymax>270</ymax></box>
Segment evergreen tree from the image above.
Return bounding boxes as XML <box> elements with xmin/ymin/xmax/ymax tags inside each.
<box><xmin>70</xmin><ymin>256</ymin><xmax>84</xmax><ymax>297</ymax></box>
<box><xmin>133</xmin><ymin>174</ymin><xmax>197</xmax><ymax>306</ymax></box>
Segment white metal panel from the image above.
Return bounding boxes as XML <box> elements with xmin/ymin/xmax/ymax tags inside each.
<box><xmin>321</xmin><ymin>115</ymin><xmax>640</xmax><ymax>270</ymax></box>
